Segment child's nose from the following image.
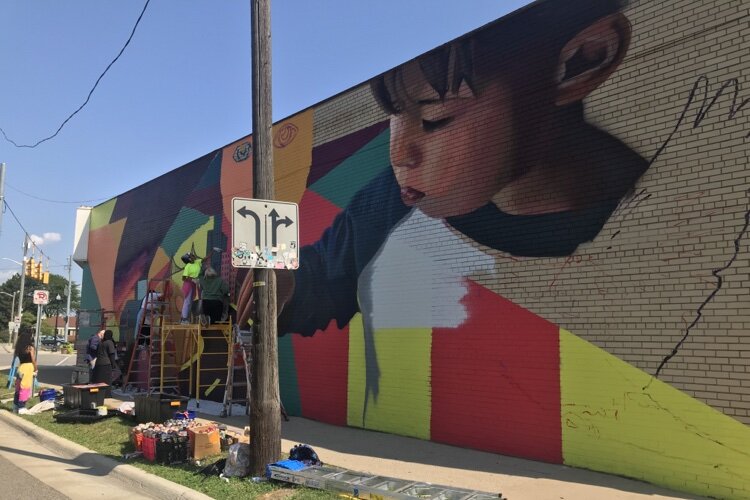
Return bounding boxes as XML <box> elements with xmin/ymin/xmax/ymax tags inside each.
<box><xmin>390</xmin><ymin>118</ymin><xmax>422</xmax><ymax>169</ymax></box>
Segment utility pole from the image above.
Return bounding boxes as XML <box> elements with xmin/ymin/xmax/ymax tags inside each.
<box><xmin>64</xmin><ymin>255</ymin><xmax>72</xmax><ymax>342</ymax></box>
<box><xmin>249</xmin><ymin>0</ymin><xmax>280</xmax><ymax>475</ymax></box>
<box><xmin>13</xmin><ymin>236</ymin><xmax>29</xmax><ymax>348</ymax></box>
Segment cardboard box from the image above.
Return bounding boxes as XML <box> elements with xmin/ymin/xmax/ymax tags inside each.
<box><xmin>189</xmin><ymin>425</ymin><xmax>220</xmax><ymax>460</ymax></box>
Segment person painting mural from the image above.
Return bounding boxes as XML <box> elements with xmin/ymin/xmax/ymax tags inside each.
<box><xmin>235</xmin><ymin>0</ymin><xmax>648</xmax><ymax>432</ymax></box>
<box><xmin>180</xmin><ymin>252</ymin><xmax>202</xmax><ymax>324</ymax></box>
<box><xmin>180</xmin><ymin>247</ymin><xmax>220</xmax><ymax>324</ymax></box>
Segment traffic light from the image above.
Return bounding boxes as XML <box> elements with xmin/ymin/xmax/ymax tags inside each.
<box><xmin>42</xmin><ymin>272</ymin><xmax>50</xmax><ymax>285</ymax></box>
<box><xmin>34</xmin><ymin>261</ymin><xmax>43</xmax><ymax>281</ymax></box>
<box><xmin>25</xmin><ymin>258</ymin><xmax>34</xmax><ymax>277</ymax></box>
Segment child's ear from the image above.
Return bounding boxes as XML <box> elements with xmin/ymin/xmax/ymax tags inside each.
<box><xmin>554</xmin><ymin>13</ymin><xmax>631</xmax><ymax>106</ymax></box>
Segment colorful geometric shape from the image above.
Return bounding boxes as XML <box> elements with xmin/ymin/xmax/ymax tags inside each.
<box><xmin>308</xmin><ymin>120</ymin><xmax>388</xmax><ymax>186</ymax></box>
<box><xmin>309</xmin><ymin>129</ymin><xmax>391</xmax><ymax>209</ymax></box>
<box><xmin>297</xmin><ymin>190</ymin><xmax>344</xmax><ymax>246</ymax></box>
<box><xmin>291</xmin><ymin>320</ymin><xmax>349</xmax><ymax>426</ymax></box>
<box><xmin>432</xmin><ymin>280</ymin><xmax>562</xmax><ymax>463</ymax></box>
<box><xmin>561</xmin><ymin>328</ymin><xmax>750</xmax><ymax>499</ymax></box>
<box><xmin>347</xmin><ymin>314</ymin><xmax>432</xmax><ymax>440</ymax></box>
<box><xmin>274</xmin><ymin>110</ymin><xmax>314</xmax><ymax>204</ymax></box>
<box><xmin>90</xmin><ymin>198</ymin><xmax>117</xmax><ymax>231</ymax></box>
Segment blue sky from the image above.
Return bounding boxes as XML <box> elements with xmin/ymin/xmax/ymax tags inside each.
<box><xmin>0</xmin><ymin>0</ymin><xmax>531</xmax><ymax>288</ymax></box>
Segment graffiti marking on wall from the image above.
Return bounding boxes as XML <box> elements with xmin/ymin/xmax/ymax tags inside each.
<box><xmin>647</xmin><ymin>188</ymin><xmax>750</xmax><ymax>387</ymax></box>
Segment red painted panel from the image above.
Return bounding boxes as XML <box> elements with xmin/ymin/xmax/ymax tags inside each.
<box><xmin>298</xmin><ymin>190</ymin><xmax>342</xmax><ymax>246</ymax></box>
<box><xmin>291</xmin><ymin>320</ymin><xmax>349</xmax><ymax>426</ymax></box>
<box><xmin>431</xmin><ymin>280</ymin><xmax>562</xmax><ymax>463</ymax></box>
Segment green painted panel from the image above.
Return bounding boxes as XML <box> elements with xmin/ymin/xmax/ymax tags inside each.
<box><xmin>309</xmin><ymin>130</ymin><xmax>390</xmax><ymax>208</ymax></box>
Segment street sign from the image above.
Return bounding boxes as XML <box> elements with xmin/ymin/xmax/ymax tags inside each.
<box><xmin>231</xmin><ymin>197</ymin><xmax>299</xmax><ymax>269</ymax></box>
<box><xmin>33</xmin><ymin>289</ymin><xmax>49</xmax><ymax>305</ymax></box>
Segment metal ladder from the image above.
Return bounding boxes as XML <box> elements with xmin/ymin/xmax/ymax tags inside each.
<box><xmin>266</xmin><ymin>464</ymin><xmax>503</xmax><ymax>499</ymax></box>
<box><xmin>123</xmin><ymin>281</ymin><xmax>176</xmax><ymax>393</ymax></box>
<box><xmin>222</xmin><ymin>326</ymin><xmax>252</xmax><ymax>417</ymax></box>
<box><xmin>221</xmin><ymin>325</ymin><xmax>290</xmax><ymax>420</ymax></box>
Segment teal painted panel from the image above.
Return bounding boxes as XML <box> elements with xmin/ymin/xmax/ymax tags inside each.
<box><xmin>79</xmin><ymin>265</ymin><xmax>101</xmax><ymax>340</ymax></box>
<box><xmin>309</xmin><ymin>129</ymin><xmax>390</xmax><ymax>208</ymax></box>
<box><xmin>196</xmin><ymin>151</ymin><xmax>222</xmax><ymax>191</ymax></box>
<box><xmin>279</xmin><ymin>334</ymin><xmax>301</xmax><ymax>416</ymax></box>
<box><xmin>162</xmin><ymin>207</ymin><xmax>211</xmax><ymax>257</ymax></box>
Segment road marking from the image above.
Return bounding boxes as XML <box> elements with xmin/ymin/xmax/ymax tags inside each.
<box><xmin>55</xmin><ymin>357</ymin><xmax>69</xmax><ymax>366</ymax></box>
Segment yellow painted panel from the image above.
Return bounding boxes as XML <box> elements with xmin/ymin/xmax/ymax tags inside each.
<box><xmin>90</xmin><ymin>199</ymin><xmax>118</xmax><ymax>231</ymax></box>
<box><xmin>348</xmin><ymin>315</ymin><xmax>431</xmax><ymax>440</ymax></box>
<box><xmin>87</xmin><ymin>219</ymin><xmax>126</xmax><ymax>311</ymax></box>
<box><xmin>273</xmin><ymin>110</ymin><xmax>313</xmax><ymax>204</ymax></box>
<box><xmin>561</xmin><ymin>328</ymin><xmax>750</xmax><ymax>497</ymax></box>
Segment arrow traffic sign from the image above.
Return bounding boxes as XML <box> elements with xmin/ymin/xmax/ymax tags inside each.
<box><xmin>231</xmin><ymin>197</ymin><xmax>299</xmax><ymax>269</ymax></box>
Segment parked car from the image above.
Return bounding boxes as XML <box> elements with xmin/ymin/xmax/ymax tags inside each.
<box><xmin>41</xmin><ymin>336</ymin><xmax>59</xmax><ymax>347</ymax></box>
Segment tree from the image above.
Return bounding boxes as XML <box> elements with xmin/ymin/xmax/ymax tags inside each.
<box><xmin>0</xmin><ymin>273</ymin><xmax>81</xmax><ymax>336</ymax></box>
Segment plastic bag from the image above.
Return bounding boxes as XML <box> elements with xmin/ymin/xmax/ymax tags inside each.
<box><xmin>222</xmin><ymin>442</ymin><xmax>250</xmax><ymax>477</ymax></box>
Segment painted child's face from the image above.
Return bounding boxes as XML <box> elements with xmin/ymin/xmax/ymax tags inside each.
<box><xmin>389</xmin><ymin>60</ymin><xmax>517</xmax><ymax>219</ymax></box>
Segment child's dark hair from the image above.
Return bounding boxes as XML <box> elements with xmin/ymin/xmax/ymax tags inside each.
<box><xmin>103</xmin><ymin>329</ymin><xmax>115</xmax><ymax>341</ymax></box>
<box><xmin>372</xmin><ymin>0</ymin><xmax>626</xmax><ymax>113</ymax></box>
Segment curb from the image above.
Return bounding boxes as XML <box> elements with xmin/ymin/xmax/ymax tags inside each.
<box><xmin>0</xmin><ymin>410</ymin><xmax>213</xmax><ymax>500</ymax></box>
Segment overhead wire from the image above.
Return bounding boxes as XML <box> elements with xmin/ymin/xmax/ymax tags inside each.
<box><xmin>0</xmin><ymin>0</ymin><xmax>151</xmax><ymax>149</ymax></box>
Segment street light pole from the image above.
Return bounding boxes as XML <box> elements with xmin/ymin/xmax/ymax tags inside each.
<box><xmin>2</xmin><ymin>243</ymin><xmax>28</xmax><ymax>348</ymax></box>
<box><xmin>64</xmin><ymin>255</ymin><xmax>72</xmax><ymax>342</ymax></box>
<box><xmin>55</xmin><ymin>294</ymin><xmax>62</xmax><ymax>349</ymax></box>
<box><xmin>15</xmin><ymin>236</ymin><xmax>30</xmax><ymax>348</ymax></box>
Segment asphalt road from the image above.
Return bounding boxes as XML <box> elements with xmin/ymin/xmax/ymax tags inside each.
<box><xmin>0</xmin><ymin>350</ymin><xmax>76</xmax><ymax>387</ymax></box>
<box><xmin>0</xmin><ymin>453</ymin><xmax>69</xmax><ymax>499</ymax></box>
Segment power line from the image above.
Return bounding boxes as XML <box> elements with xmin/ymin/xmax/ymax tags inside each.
<box><xmin>1</xmin><ymin>200</ymin><xmax>59</xmax><ymax>265</ymax></box>
<box><xmin>0</xmin><ymin>0</ymin><xmax>151</xmax><ymax>149</ymax></box>
<box><xmin>5</xmin><ymin>182</ymin><xmax>110</xmax><ymax>205</ymax></box>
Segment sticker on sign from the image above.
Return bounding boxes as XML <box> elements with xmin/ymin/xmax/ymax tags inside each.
<box><xmin>231</xmin><ymin>198</ymin><xmax>299</xmax><ymax>269</ymax></box>
<box><xmin>33</xmin><ymin>290</ymin><xmax>49</xmax><ymax>305</ymax></box>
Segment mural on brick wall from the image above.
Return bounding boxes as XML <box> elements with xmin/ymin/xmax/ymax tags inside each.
<box><xmin>81</xmin><ymin>0</ymin><xmax>750</xmax><ymax>497</ymax></box>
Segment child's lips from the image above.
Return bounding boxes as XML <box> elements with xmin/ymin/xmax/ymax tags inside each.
<box><xmin>400</xmin><ymin>187</ymin><xmax>425</xmax><ymax>205</ymax></box>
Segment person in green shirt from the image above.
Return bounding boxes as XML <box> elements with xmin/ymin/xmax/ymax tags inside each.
<box><xmin>180</xmin><ymin>252</ymin><xmax>203</xmax><ymax>323</ymax></box>
<box><xmin>199</xmin><ymin>266</ymin><xmax>230</xmax><ymax>324</ymax></box>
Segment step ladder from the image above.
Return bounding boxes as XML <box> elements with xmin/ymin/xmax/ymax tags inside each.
<box><xmin>266</xmin><ymin>464</ymin><xmax>503</xmax><ymax>499</ymax></box>
<box><xmin>222</xmin><ymin>326</ymin><xmax>252</xmax><ymax>417</ymax></box>
<box><xmin>221</xmin><ymin>326</ymin><xmax>290</xmax><ymax>420</ymax></box>
<box><xmin>124</xmin><ymin>281</ymin><xmax>176</xmax><ymax>393</ymax></box>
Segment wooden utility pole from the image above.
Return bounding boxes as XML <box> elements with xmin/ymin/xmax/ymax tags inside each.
<box><xmin>249</xmin><ymin>0</ymin><xmax>281</xmax><ymax>475</ymax></box>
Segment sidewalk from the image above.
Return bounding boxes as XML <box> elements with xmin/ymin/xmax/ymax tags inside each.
<box><xmin>0</xmin><ymin>409</ymin><xmax>209</xmax><ymax>500</ymax></box>
<box><xmin>2</xmin><ymin>363</ymin><xmax>700</xmax><ymax>499</ymax></box>
<box><xmin>212</xmin><ymin>412</ymin><xmax>699</xmax><ymax>500</ymax></box>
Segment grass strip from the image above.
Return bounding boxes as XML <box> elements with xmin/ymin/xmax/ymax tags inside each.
<box><xmin>0</xmin><ymin>371</ymin><xmax>335</xmax><ymax>500</ymax></box>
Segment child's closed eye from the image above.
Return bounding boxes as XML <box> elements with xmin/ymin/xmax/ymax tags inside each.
<box><xmin>422</xmin><ymin>117</ymin><xmax>454</xmax><ymax>132</ymax></box>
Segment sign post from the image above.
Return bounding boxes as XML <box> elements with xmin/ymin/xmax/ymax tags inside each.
<box><xmin>32</xmin><ymin>289</ymin><xmax>49</xmax><ymax>388</ymax></box>
<box><xmin>231</xmin><ymin>198</ymin><xmax>299</xmax><ymax>270</ymax></box>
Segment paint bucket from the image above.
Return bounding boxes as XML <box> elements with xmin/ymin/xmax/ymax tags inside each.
<box><xmin>39</xmin><ymin>388</ymin><xmax>57</xmax><ymax>402</ymax></box>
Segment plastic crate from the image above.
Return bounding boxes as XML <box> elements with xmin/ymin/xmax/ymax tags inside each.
<box><xmin>134</xmin><ymin>393</ymin><xmax>189</xmax><ymax>423</ymax></box>
<box><xmin>53</xmin><ymin>408</ymin><xmax>109</xmax><ymax>424</ymax></box>
<box><xmin>62</xmin><ymin>384</ymin><xmax>108</xmax><ymax>409</ymax></box>
<box><xmin>142</xmin><ymin>435</ymin><xmax>157</xmax><ymax>462</ymax></box>
<box><xmin>156</xmin><ymin>436</ymin><xmax>189</xmax><ymax>464</ymax></box>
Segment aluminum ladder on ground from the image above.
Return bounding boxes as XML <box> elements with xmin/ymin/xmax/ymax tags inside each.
<box><xmin>267</xmin><ymin>464</ymin><xmax>503</xmax><ymax>499</ymax></box>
